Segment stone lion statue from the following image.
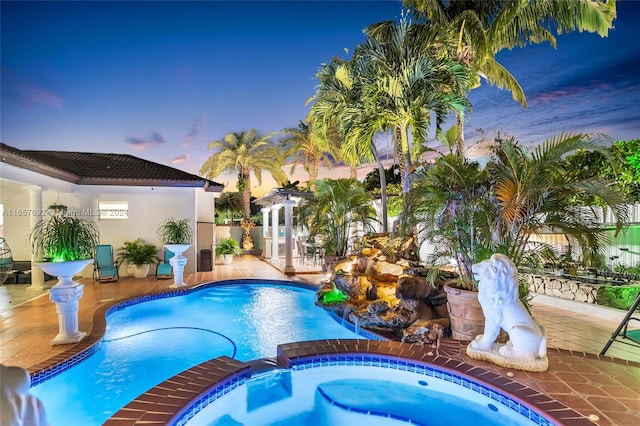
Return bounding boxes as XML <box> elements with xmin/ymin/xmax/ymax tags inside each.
<box><xmin>469</xmin><ymin>254</ymin><xmax>547</xmax><ymax>360</ymax></box>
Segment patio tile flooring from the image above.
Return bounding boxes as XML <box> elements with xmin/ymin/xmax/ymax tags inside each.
<box><xmin>1</xmin><ymin>254</ymin><xmax>639</xmax><ymax>425</ymax></box>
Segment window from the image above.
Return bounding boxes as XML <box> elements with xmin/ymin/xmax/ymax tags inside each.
<box><xmin>98</xmin><ymin>201</ymin><xmax>128</xmax><ymax>220</ymax></box>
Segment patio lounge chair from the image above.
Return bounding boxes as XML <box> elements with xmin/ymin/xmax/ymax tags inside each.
<box><xmin>296</xmin><ymin>239</ymin><xmax>314</xmax><ymax>265</ymax></box>
<box><xmin>156</xmin><ymin>248</ymin><xmax>174</xmax><ymax>279</ymax></box>
<box><xmin>93</xmin><ymin>244</ymin><xmax>119</xmax><ymax>283</ymax></box>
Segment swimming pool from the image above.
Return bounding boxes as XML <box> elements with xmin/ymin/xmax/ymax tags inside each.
<box><xmin>30</xmin><ymin>281</ymin><xmax>368</xmax><ymax>425</ymax></box>
<box><xmin>183</xmin><ymin>363</ymin><xmax>552</xmax><ymax>426</ymax></box>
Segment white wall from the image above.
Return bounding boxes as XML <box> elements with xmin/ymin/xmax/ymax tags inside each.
<box><xmin>0</xmin><ymin>162</ymin><xmax>205</xmax><ymax>276</ymax></box>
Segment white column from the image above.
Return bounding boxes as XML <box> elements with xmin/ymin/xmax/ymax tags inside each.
<box><xmin>24</xmin><ymin>186</ymin><xmax>46</xmax><ymax>290</ymax></box>
<box><xmin>270</xmin><ymin>204</ymin><xmax>281</xmax><ymax>262</ymax></box>
<box><xmin>283</xmin><ymin>199</ymin><xmax>296</xmax><ymax>275</ymax></box>
<box><xmin>261</xmin><ymin>207</ymin><xmax>270</xmax><ymax>237</ymax></box>
<box><xmin>373</xmin><ymin>200</ymin><xmax>383</xmax><ymax>233</ymax></box>
<box><xmin>212</xmin><ymin>196</ymin><xmax>216</xmax><ymax>270</ymax></box>
<box><xmin>49</xmin><ymin>284</ymin><xmax>86</xmax><ymax>345</ymax></box>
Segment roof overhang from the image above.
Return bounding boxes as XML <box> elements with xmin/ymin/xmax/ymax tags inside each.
<box><xmin>253</xmin><ymin>188</ymin><xmax>312</xmax><ymax>206</ymax></box>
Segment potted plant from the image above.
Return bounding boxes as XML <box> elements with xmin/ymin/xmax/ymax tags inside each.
<box><xmin>117</xmin><ymin>238</ymin><xmax>158</xmax><ymax>278</ymax></box>
<box><xmin>215</xmin><ymin>237</ymin><xmax>242</xmax><ymax>265</ymax></box>
<box><xmin>28</xmin><ymin>209</ymin><xmax>100</xmax><ymax>344</ymax></box>
<box><xmin>157</xmin><ymin>217</ymin><xmax>194</xmax><ymax>288</ymax></box>
<box><xmin>410</xmin><ymin>133</ymin><xmax>629</xmax><ymax>341</ymax></box>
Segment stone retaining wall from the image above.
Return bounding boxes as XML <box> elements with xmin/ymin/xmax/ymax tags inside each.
<box><xmin>528</xmin><ymin>275</ymin><xmax>599</xmax><ymax>303</ymax></box>
<box><xmin>527</xmin><ymin>274</ymin><xmax>640</xmax><ymax>309</ymax></box>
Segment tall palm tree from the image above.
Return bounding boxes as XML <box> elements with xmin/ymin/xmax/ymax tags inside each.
<box><xmin>200</xmin><ymin>129</ymin><xmax>287</xmax><ymax>246</ymax></box>
<box><xmin>404</xmin><ymin>0</ymin><xmax>617</xmax><ymax>143</ymax></box>
<box><xmin>310</xmin><ymin>57</ymin><xmax>393</xmax><ymax>232</ymax></box>
<box><xmin>360</xmin><ymin>17</ymin><xmax>473</xmax><ymax>193</ymax></box>
<box><xmin>279</xmin><ymin>120</ymin><xmax>341</xmax><ymax>190</ymax></box>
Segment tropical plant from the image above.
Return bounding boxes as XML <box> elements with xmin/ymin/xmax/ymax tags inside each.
<box><xmin>310</xmin><ymin>16</ymin><xmax>473</xmax><ymax>232</ymax></box>
<box><xmin>215</xmin><ymin>237</ymin><xmax>243</xmax><ymax>256</ymax></box>
<box><xmin>296</xmin><ymin>179</ymin><xmax>377</xmax><ymax>258</ymax></box>
<box><xmin>310</xmin><ymin>58</ymin><xmax>391</xmax><ymax>232</ymax></box>
<box><xmin>359</xmin><ymin>17</ymin><xmax>472</xmax><ymax>193</ymax></box>
<box><xmin>215</xmin><ymin>191</ymin><xmax>244</xmax><ymax>224</ymax></box>
<box><xmin>157</xmin><ymin>217</ymin><xmax>194</xmax><ymax>245</ymax></box>
<box><xmin>565</xmin><ymin>139</ymin><xmax>640</xmax><ymax>203</ymax></box>
<box><xmin>116</xmin><ymin>239</ymin><xmax>158</xmax><ymax>267</ymax></box>
<box><xmin>410</xmin><ymin>132</ymin><xmax>629</xmax><ymax>290</ymax></box>
<box><xmin>200</xmin><ymin>129</ymin><xmax>287</xmax><ymax>222</ymax></box>
<box><xmin>29</xmin><ymin>212</ymin><xmax>100</xmax><ymax>262</ymax></box>
<box><xmin>404</xmin><ymin>0</ymin><xmax>617</xmax><ymax>143</ymax></box>
<box><xmin>280</xmin><ymin>120</ymin><xmax>341</xmax><ymax>190</ymax></box>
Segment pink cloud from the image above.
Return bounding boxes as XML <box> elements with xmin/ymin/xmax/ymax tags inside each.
<box><xmin>171</xmin><ymin>154</ymin><xmax>189</xmax><ymax>164</ymax></box>
<box><xmin>11</xmin><ymin>79</ymin><xmax>63</xmax><ymax>109</ymax></box>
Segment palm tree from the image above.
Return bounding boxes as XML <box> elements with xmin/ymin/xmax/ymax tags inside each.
<box><xmin>296</xmin><ymin>178</ymin><xmax>377</xmax><ymax>258</ymax></box>
<box><xmin>310</xmin><ymin>18</ymin><xmax>472</xmax><ymax>231</ymax></box>
<box><xmin>360</xmin><ymin>17</ymin><xmax>473</xmax><ymax>193</ymax></box>
<box><xmin>309</xmin><ymin>58</ymin><xmax>391</xmax><ymax>232</ymax></box>
<box><xmin>200</xmin><ymin>129</ymin><xmax>287</xmax><ymax>247</ymax></box>
<box><xmin>410</xmin><ymin>132</ymin><xmax>629</xmax><ymax>289</ymax></box>
<box><xmin>279</xmin><ymin>120</ymin><xmax>341</xmax><ymax>190</ymax></box>
<box><xmin>215</xmin><ymin>191</ymin><xmax>243</xmax><ymax>224</ymax></box>
<box><xmin>403</xmin><ymin>0</ymin><xmax>617</xmax><ymax>143</ymax></box>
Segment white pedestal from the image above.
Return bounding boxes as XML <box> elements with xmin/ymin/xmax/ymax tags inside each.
<box><xmin>165</xmin><ymin>244</ymin><xmax>191</xmax><ymax>288</ymax></box>
<box><xmin>49</xmin><ymin>284</ymin><xmax>87</xmax><ymax>345</ymax></box>
<box><xmin>36</xmin><ymin>259</ymin><xmax>92</xmax><ymax>346</ymax></box>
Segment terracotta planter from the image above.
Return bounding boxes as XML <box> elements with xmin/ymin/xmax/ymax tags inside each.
<box><xmin>444</xmin><ymin>283</ymin><xmax>485</xmax><ymax>341</ymax></box>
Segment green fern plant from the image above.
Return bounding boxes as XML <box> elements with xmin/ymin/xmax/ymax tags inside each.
<box><xmin>215</xmin><ymin>238</ymin><xmax>242</xmax><ymax>255</ymax></box>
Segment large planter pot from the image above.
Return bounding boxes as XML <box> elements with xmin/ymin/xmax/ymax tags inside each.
<box><xmin>164</xmin><ymin>244</ymin><xmax>191</xmax><ymax>288</ymax></box>
<box><xmin>35</xmin><ymin>259</ymin><xmax>93</xmax><ymax>345</ymax></box>
<box><xmin>127</xmin><ymin>264</ymin><xmax>150</xmax><ymax>278</ymax></box>
<box><xmin>219</xmin><ymin>254</ymin><xmax>234</xmax><ymax>265</ymax></box>
<box><xmin>444</xmin><ymin>283</ymin><xmax>485</xmax><ymax>341</ymax></box>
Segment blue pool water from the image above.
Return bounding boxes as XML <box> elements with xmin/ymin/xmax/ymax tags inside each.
<box><xmin>31</xmin><ymin>282</ymin><xmax>362</xmax><ymax>425</ymax></box>
<box><xmin>185</xmin><ymin>364</ymin><xmax>549</xmax><ymax>426</ymax></box>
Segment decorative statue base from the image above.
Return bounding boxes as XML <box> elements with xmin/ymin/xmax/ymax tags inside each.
<box><xmin>35</xmin><ymin>259</ymin><xmax>92</xmax><ymax>345</ymax></box>
<box><xmin>49</xmin><ymin>284</ymin><xmax>87</xmax><ymax>345</ymax></box>
<box><xmin>165</xmin><ymin>244</ymin><xmax>191</xmax><ymax>288</ymax></box>
<box><xmin>466</xmin><ymin>254</ymin><xmax>548</xmax><ymax>372</ymax></box>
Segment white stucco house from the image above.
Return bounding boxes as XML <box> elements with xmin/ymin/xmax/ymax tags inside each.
<box><xmin>0</xmin><ymin>143</ymin><xmax>223</xmax><ymax>287</ymax></box>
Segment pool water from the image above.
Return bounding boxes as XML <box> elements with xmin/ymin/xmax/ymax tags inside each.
<box><xmin>31</xmin><ymin>283</ymin><xmax>362</xmax><ymax>426</ymax></box>
<box><xmin>186</xmin><ymin>365</ymin><xmax>542</xmax><ymax>426</ymax></box>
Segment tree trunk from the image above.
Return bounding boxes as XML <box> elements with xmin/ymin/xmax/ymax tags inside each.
<box><xmin>394</xmin><ymin>127</ymin><xmax>406</xmax><ymax>192</ymax></box>
<box><xmin>370</xmin><ymin>141</ymin><xmax>388</xmax><ymax>233</ymax></box>
<box><xmin>309</xmin><ymin>162</ymin><xmax>319</xmax><ymax>191</ymax></box>
<box><xmin>455</xmin><ymin>113</ymin><xmax>465</xmax><ymax>155</ymax></box>
<box><xmin>239</xmin><ymin>169</ymin><xmax>251</xmax><ymax>221</ymax></box>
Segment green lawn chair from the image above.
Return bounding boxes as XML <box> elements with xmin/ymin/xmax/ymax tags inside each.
<box><xmin>93</xmin><ymin>245</ymin><xmax>119</xmax><ymax>283</ymax></box>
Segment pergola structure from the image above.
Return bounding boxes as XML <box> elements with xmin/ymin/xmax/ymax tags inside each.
<box><xmin>253</xmin><ymin>188</ymin><xmax>311</xmax><ymax>275</ymax></box>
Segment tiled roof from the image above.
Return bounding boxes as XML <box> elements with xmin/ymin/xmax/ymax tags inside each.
<box><xmin>253</xmin><ymin>187</ymin><xmax>312</xmax><ymax>206</ymax></box>
<box><xmin>0</xmin><ymin>143</ymin><xmax>223</xmax><ymax>192</ymax></box>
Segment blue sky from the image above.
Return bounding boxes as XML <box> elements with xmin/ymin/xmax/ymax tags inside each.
<box><xmin>2</xmin><ymin>1</ymin><xmax>639</xmax><ymax>193</ymax></box>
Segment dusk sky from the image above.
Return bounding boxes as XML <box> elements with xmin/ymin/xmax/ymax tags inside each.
<box><xmin>2</xmin><ymin>0</ymin><xmax>639</xmax><ymax>194</ymax></box>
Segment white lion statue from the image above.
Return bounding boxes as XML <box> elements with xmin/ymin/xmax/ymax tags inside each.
<box><xmin>469</xmin><ymin>254</ymin><xmax>547</xmax><ymax>361</ymax></box>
